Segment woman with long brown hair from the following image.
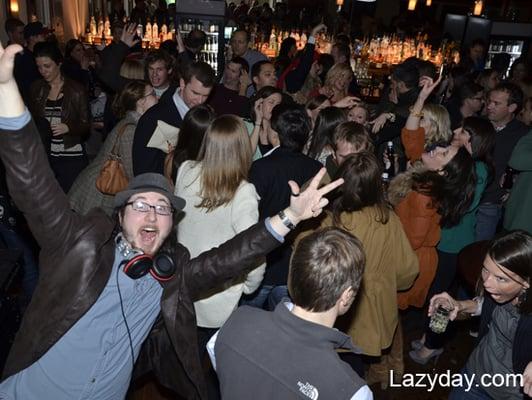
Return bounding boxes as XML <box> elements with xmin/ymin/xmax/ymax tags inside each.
<box><xmin>29</xmin><ymin>41</ymin><xmax>90</xmax><ymax>193</ymax></box>
<box><xmin>300</xmin><ymin>152</ymin><xmax>418</xmax><ymax>387</ymax></box>
<box><xmin>174</xmin><ymin>114</ymin><xmax>265</xmax><ymax>356</ymax></box>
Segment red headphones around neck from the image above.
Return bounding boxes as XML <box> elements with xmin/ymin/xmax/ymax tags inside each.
<box><xmin>122</xmin><ymin>253</ymin><xmax>175</xmax><ymax>282</ymax></box>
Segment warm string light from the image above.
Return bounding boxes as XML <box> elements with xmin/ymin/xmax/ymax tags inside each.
<box><xmin>408</xmin><ymin>0</ymin><xmax>417</xmax><ymax>11</ymax></box>
<box><xmin>473</xmin><ymin>0</ymin><xmax>483</xmax><ymax>16</ymax></box>
<box><xmin>426</xmin><ymin>0</ymin><xmax>432</xmax><ymax>6</ymax></box>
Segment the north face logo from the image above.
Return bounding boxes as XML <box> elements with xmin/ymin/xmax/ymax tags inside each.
<box><xmin>297</xmin><ymin>381</ymin><xmax>319</xmax><ymax>400</ymax></box>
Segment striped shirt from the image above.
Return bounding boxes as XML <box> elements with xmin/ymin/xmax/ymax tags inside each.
<box><xmin>44</xmin><ymin>98</ymin><xmax>84</xmax><ymax>158</ymax></box>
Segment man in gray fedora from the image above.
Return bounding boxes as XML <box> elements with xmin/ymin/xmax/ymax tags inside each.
<box><xmin>0</xmin><ymin>41</ymin><xmax>343</xmax><ymax>400</ymax></box>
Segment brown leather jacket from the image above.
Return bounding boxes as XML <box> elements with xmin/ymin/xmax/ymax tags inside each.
<box><xmin>0</xmin><ymin>120</ymin><xmax>280</xmax><ymax>399</ymax></box>
<box><xmin>28</xmin><ymin>77</ymin><xmax>90</xmax><ymax>148</ymax></box>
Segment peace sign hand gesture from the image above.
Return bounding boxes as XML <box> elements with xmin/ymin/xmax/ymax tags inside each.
<box><xmin>285</xmin><ymin>168</ymin><xmax>344</xmax><ymax>224</ymax></box>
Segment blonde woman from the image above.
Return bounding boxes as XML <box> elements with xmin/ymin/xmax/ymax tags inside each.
<box><xmin>401</xmin><ymin>76</ymin><xmax>453</xmax><ymax>161</ymax></box>
<box><xmin>317</xmin><ymin>63</ymin><xmax>354</xmax><ymax>103</ymax></box>
<box><xmin>174</xmin><ymin>115</ymin><xmax>265</xmax><ymax>356</ymax></box>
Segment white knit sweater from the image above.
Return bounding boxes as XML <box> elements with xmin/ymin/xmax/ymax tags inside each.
<box><xmin>175</xmin><ymin>161</ymin><xmax>265</xmax><ymax>328</ymax></box>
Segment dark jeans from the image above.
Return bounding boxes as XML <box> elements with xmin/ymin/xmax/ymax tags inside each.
<box><xmin>240</xmin><ymin>284</ymin><xmax>289</xmax><ymax>311</ymax></box>
<box><xmin>49</xmin><ymin>155</ymin><xmax>88</xmax><ymax>194</ymax></box>
<box><xmin>475</xmin><ymin>203</ymin><xmax>502</xmax><ymax>242</ymax></box>
<box><xmin>425</xmin><ymin>250</ymin><xmax>458</xmax><ymax>350</ymax></box>
<box><xmin>197</xmin><ymin>327</ymin><xmax>220</xmax><ymax>400</ymax></box>
<box><xmin>0</xmin><ymin>224</ymin><xmax>39</xmax><ymax>300</ymax></box>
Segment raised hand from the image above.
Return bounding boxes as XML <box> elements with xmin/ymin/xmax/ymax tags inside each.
<box><xmin>121</xmin><ymin>23</ymin><xmax>140</xmax><ymax>48</ymax></box>
<box><xmin>333</xmin><ymin>96</ymin><xmax>361</xmax><ymax>109</ymax></box>
<box><xmin>253</xmin><ymin>98</ymin><xmax>264</xmax><ymax>125</ymax></box>
<box><xmin>0</xmin><ymin>42</ymin><xmax>22</xmax><ymax>84</ymax></box>
<box><xmin>418</xmin><ymin>74</ymin><xmax>442</xmax><ymax>103</ymax></box>
<box><xmin>428</xmin><ymin>292</ymin><xmax>459</xmax><ymax>321</ymax></box>
<box><xmin>524</xmin><ymin>362</ymin><xmax>532</xmax><ymax>396</ymax></box>
<box><xmin>176</xmin><ymin>29</ymin><xmax>185</xmax><ymax>53</ymax></box>
<box><xmin>239</xmin><ymin>72</ymin><xmax>251</xmax><ymax>95</ymax></box>
<box><xmin>0</xmin><ymin>42</ymin><xmax>25</xmax><ymax>118</ymax></box>
<box><xmin>311</xmin><ymin>23</ymin><xmax>327</xmax><ymax>38</ymax></box>
<box><xmin>371</xmin><ymin>113</ymin><xmax>389</xmax><ymax>134</ymax></box>
<box><xmin>318</xmin><ymin>86</ymin><xmax>334</xmax><ymax>98</ymax></box>
<box><xmin>285</xmin><ymin>168</ymin><xmax>343</xmax><ymax>223</ymax></box>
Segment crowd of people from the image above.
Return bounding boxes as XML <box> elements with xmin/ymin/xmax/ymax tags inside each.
<box><xmin>0</xmin><ymin>3</ymin><xmax>532</xmax><ymax>399</ymax></box>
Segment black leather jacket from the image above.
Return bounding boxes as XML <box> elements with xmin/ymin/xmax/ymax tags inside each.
<box><xmin>28</xmin><ymin>77</ymin><xmax>90</xmax><ymax>149</ymax></box>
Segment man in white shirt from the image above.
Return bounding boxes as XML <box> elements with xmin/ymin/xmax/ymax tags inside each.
<box><xmin>132</xmin><ymin>61</ymin><xmax>215</xmax><ymax>175</ymax></box>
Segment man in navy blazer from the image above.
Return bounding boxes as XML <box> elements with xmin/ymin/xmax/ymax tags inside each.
<box><xmin>132</xmin><ymin>61</ymin><xmax>216</xmax><ymax>176</ymax></box>
<box><xmin>245</xmin><ymin>102</ymin><xmax>322</xmax><ymax>310</ymax></box>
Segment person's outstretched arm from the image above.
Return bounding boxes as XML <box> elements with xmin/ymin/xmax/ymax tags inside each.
<box><xmin>0</xmin><ymin>42</ymin><xmax>83</xmax><ymax>255</ymax></box>
<box><xmin>184</xmin><ymin>168</ymin><xmax>344</xmax><ymax>298</ymax></box>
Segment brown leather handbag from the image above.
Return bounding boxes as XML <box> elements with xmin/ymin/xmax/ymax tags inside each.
<box><xmin>95</xmin><ymin>123</ymin><xmax>132</xmax><ymax>195</ymax></box>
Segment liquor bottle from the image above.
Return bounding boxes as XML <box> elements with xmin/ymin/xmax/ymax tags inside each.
<box><xmin>250</xmin><ymin>28</ymin><xmax>257</xmax><ymax>49</ymax></box>
<box><xmin>168</xmin><ymin>19</ymin><xmax>175</xmax><ymax>34</ymax></box>
<box><xmin>145</xmin><ymin>19</ymin><xmax>152</xmax><ymax>41</ymax></box>
<box><xmin>86</xmin><ymin>24</ymin><xmax>93</xmax><ymax>44</ymax></box>
<box><xmin>90</xmin><ymin>16</ymin><xmax>97</xmax><ymax>36</ymax></box>
<box><xmin>269</xmin><ymin>29</ymin><xmax>278</xmax><ymax>53</ymax></box>
<box><xmin>502</xmin><ymin>166</ymin><xmax>516</xmax><ymax>190</ymax></box>
<box><xmin>300</xmin><ymin>32</ymin><xmax>307</xmax><ymax>47</ymax></box>
<box><xmin>384</xmin><ymin>141</ymin><xmax>396</xmax><ymax>177</ymax></box>
<box><xmin>136</xmin><ymin>24</ymin><xmax>143</xmax><ymax>40</ymax></box>
<box><xmin>161</xmin><ymin>23</ymin><xmax>168</xmax><ymax>40</ymax></box>
<box><xmin>152</xmin><ymin>21</ymin><xmax>159</xmax><ymax>41</ymax></box>
<box><xmin>97</xmin><ymin>17</ymin><xmax>104</xmax><ymax>37</ymax></box>
<box><xmin>381</xmin><ymin>172</ymin><xmax>390</xmax><ymax>192</ymax></box>
<box><xmin>104</xmin><ymin>16</ymin><xmax>111</xmax><ymax>38</ymax></box>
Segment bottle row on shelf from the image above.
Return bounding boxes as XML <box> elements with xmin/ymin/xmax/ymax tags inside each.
<box><xmin>84</xmin><ymin>15</ymin><xmax>223</xmax><ymax>45</ymax></box>
<box><xmin>249</xmin><ymin>28</ymin><xmax>456</xmax><ymax>69</ymax></box>
<box><xmin>198</xmin><ymin>52</ymin><xmax>219</xmax><ymax>75</ymax></box>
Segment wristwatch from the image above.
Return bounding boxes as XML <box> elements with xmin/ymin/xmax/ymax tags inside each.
<box><xmin>278</xmin><ymin>209</ymin><xmax>296</xmax><ymax>230</ymax></box>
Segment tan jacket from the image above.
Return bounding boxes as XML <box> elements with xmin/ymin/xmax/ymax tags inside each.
<box><xmin>316</xmin><ymin>207</ymin><xmax>418</xmax><ymax>356</ymax></box>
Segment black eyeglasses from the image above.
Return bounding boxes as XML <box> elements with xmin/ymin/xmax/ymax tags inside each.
<box><xmin>126</xmin><ymin>200</ymin><xmax>174</xmax><ymax>216</ymax></box>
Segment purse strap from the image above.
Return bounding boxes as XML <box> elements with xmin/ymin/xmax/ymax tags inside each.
<box><xmin>110</xmin><ymin>122</ymin><xmax>133</xmax><ymax>157</ymax></box>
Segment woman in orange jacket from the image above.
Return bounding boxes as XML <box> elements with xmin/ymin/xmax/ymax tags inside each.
<box><xmin>389</xmin><ymin>145</ymin><xmax>476</xmax><ymax>310</ymax></box>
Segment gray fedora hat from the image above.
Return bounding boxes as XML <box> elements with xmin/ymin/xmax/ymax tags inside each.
<box><xmin>114</xmin><ymin>173</ymin><xmax>185</xmax><ymax>211</ymax></box>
